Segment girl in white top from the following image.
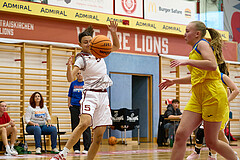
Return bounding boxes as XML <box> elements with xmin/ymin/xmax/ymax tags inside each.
<box><xmin>25</xmin><ymin>104</ymin><xmax>51</xmax><ymax>126</ymax></box>
<box><xmin>50</xmin><ymin>21</ymin><xmax>120</xmax><ymax>160</ymax></box>
<box><xmin>25</xmin><ymin>92</ymin><xmax>59</xmax><ymax>154</ymax></box>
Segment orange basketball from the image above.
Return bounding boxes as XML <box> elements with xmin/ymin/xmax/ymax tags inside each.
<box><xmin>89</xmin><ymin>35</ymin><xmax>112</xmax><ymax>58</ymax></box>
<box><xmin>108</xmin><ymin>136</ymin><xmax>117</xmax><ymax>145</ymax></box>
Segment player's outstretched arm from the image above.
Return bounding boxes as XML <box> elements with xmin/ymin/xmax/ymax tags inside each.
<box><xmin>223</xmin><ymin>74</ymin><xmax>240</xmax><ymax>102</ymax></box>
<box><xmin>159</xmin><ymin>78</ymin><xmax>175</xmax><ymax>90</ymax></box>
<box><xmin>159</xmin><ymin>76</ymin><xmax>191</xmax><ymax>90</ymax></box>
<box><xmin>66</xmin><ymin>56</ymin><xmax>80</xmax><ymax>82</ymax></box>
<box><xmin>170</xmin><ymin>42</ymin><xmax>217</xmax><ymax>71</ymax></box>
<box><xmin>67</xmin><ymin>56</ymin><xmax>74</xmax><ymax>82</ymax></box>
<box><xmin>107</xmin><ymin>21</ymin><xmax>120</xmax><ymax>51</ymax></box>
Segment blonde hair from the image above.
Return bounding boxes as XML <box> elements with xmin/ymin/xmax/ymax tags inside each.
<box><xmin>190</xmin><ymin>21</ymin><xmax>224</xmax><ymax>64</ymax></box>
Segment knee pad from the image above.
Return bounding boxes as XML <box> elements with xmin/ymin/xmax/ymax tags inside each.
<box><xmin>196</xmin><ymin>128</ymin><xmax>204</xmax><ymax>144</ymax></box>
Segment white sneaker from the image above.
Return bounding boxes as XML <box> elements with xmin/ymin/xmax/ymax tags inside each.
<box><xmin>186</xmin><ymin>152</ymin><xmax>200</xmax><ymax>159</ymax></box>
<box><xmin>82</xmin><ymin>150</ymin><xmax>88</xmax><ymax>154</ymax></box>
<box><xmin>4</xmin><ymin>152</ymin><xmax>12</xmax><ymax>156</ymax></box>
<box><xmin>49</xmin><ymin>152</ymin><xmax>66</xmax><ymax>160</ymax></box>
<box><xmin>35</xmin><ymin>147</ymin><xmax>41</xmax><ymax>154</ymax></box>
<box><xmin>52</xmin><ymin>148</ymin><xmax>59</xmax><ymax>153</ymax></box>
<box><xmin>10</xmin><ymin>148</ymin><xmax>18</xmax><ymax>155</ymax></box>
<box><xmin>5</xmin><ymin>148</ymin><xmax>18</xmax><ymax>156</ymax></box>
<box><xmin>74</xmin><ymin>150</ymin><xmax>80</xmax><ymax>154</ymax></box>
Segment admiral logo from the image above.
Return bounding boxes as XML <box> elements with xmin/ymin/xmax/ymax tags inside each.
<box><xmin>75</xmin><ymin>13</ymin><xmax>99</xmax><ymax>21</ymax></box>
<box><xmin>162</xmin><ymin>25</ymin><xmax>182</xmax><ymax>32</ymax></box>
<box><xmin>106</xmin><ymin>17</ymin><xmax>123</xmax><ymax>23</ymax></box>
<box><xmin>136</xmin><ymin>21</ymin><xmax>156</xmax><ymax>29</ymax></box>
<box><xmin>122</xmin><ymin>0</ymin><xmax>137</xmax><ymax>14</ymax></box>
<box><xmin>185</xmin><ymin>8</ymin><xmax>191</xmax><ymax>18</ymax></box>
<box><xmin>2</xmin><ymin>2</ymin><xmax>32</xmax><ymax>11</ymax></box>
<box><xmin>40</xmin><ymin>8</ymin><xmax>67</xmax><ymax>16</ymax></box>
<box><xmin>148</xmin><ymin>2</ymin><xmax>156</xmax><ymax>13</ymax></box>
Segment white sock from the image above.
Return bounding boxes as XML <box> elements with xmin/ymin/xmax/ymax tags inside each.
<box><xmin>61</xmin><ymin>147</ymin><xmax>69</xmax><ymax>157</ymax></box>
<box><xmin>211</xmin><ymin>153</ymin><xmax>217</xmax><ymax>159</ymax></box>
<box><xmin>10</xmin><ymin>144</ymin><xmax>14</xmax><ymax>149</ymax></box>
<box><xmin>5</xmin><ymin>145</ymin><xmax>11</xmax><ymax>153</ymax></box>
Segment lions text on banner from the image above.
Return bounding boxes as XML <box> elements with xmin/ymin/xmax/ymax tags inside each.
<box><xmin>0</xmin><ymin>12</ymin><xmax>237</xmax><ymax>61</ymax></box>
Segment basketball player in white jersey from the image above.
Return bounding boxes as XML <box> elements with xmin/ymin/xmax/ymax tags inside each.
<box><xmin>50</xmin><ymin>21</ymin><xmax>119</xmax><ymax>160</ymax></box>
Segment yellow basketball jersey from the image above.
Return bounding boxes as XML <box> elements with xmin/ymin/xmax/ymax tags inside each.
<box><xmin>187</xmin><ymin>39</ymin><xmax>221</xmax><ymax>86</ymax></box>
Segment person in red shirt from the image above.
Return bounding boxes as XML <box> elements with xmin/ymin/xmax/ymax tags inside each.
<box><xmin>0</xmin><ymin>101</ymin><xmax>18</xmax><ymax>156</ymax></box>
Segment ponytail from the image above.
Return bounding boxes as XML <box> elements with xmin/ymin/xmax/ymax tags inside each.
<box><xmin>218</xmin><ymin>61</ymin><xmax>229</xmax><ymax>76</ymax></box>
<box><xmin>207</xmin><ymin>28</ymin><xmax>224</xmax><ymax>65</ymax></box>
<box><xmin>78</xmin><ymin>25</ymin><xmax>94</xmax><ymax>43</ymax></box>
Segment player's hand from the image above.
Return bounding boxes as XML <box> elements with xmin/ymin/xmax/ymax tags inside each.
<box><xmin>9</xmin><ymin>120</ymin><xmax>15</xmax><ymax>127</ymax></box>
<box><xmin>47</xmin><ymin>123</ymin><xmax>52</xmax><ymax>127</ymax></box>
<box><xmin>107</xmin><ymin>21</ymin><xmax>118</xmax><ymax>33</ymax></box>
<box><xmin>34</xmin><ymin>123</ymin><xmax>39</xmax><ymax>126</ymax></box>
<box><xmin>170</xmin><ymin>59</ymin><xmax>189</xmax><ymax>68</ymax></box>
<box><xmin>159</xmin><ymin>79</ymin><xmax>175</xmax><ymax>90</ymax></box>
<box><xmin>67</xmin><ymin>55</ymin><xmax>74</xmax><ymax>66</ymax></box>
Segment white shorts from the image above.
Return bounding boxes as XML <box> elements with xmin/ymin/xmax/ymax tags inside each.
<box><xmin>80</xmin><ymin>89</ymin><xmax>112</xmax><ymax>129</ymax></box>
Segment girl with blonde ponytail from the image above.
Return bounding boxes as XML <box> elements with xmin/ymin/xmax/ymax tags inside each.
<box><xmin>159</xmin><ymin>21</ymin><xmax>239</xmax><ymax>160</ymax></box>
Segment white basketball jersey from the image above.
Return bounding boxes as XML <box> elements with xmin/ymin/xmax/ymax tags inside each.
<box><xmin>74</xmin><ymin>52</ymin><xmax>113</xmax><ymax>89</ymax></box>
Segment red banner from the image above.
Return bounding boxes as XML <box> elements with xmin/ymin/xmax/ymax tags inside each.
<box><xmin>0</xmin><ymin>12</ymin><xmax>237</xmax><ymax>61</ymax></box>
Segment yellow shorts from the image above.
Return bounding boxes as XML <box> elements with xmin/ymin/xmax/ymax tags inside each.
<box><xmin>184</xmin><ymin>79</ymin><xmax>228</xmax><ymax>122</ymax></box>
<box><xmin>220</xmin><ymin>110</ymin><xmax>229</xmax><ymax>130</ymax></box>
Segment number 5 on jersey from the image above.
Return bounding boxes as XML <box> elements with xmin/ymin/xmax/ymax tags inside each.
<box><xmin>84</xmin><ymin>105</ymin><xmax>91</xmax><ymax>111</ymax></box>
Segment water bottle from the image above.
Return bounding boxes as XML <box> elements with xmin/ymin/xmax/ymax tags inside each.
<box><xmin>170</xmin><ymin>135</ymin><xmax>174</xmax><ymax>147</ymax></box>
<box><xmin>24</xmin><ymin>141</ymin><xmax>28</xmax><ymax>151</ymax></box>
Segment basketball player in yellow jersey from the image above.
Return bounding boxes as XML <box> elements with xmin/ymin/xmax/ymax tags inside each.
<box><xmin>209</xmin><ymin>66</ymin><xmax>239</xmax><ymax>159</ymax></box>
<box><xmin>186</xmin><ymin>65</ymin><xmax>239</xmax><ymax>159</ymax></box>
<box><xmin>159</xmin><ymin>21</ymin><xmax>239</xmax><ymax>160</ymax></box>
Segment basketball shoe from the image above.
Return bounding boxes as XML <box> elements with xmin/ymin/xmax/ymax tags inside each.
<box><xmin>186</xmin><ymin>151</ymin><xmax>200</xmax><ymax>159</ymax></box>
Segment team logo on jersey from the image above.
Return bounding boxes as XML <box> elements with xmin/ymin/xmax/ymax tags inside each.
<box><xmin>122</xmin><ymin>0</ymin><xmax>137</xmax><ymax>14</ymax></box>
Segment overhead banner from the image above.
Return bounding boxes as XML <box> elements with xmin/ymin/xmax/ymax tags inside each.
<box><xmin>0</xmin><ymin>0</ymin><xmax>228</xmax><ymax>40</ymax></box>
<box><xmin>114</xmin><ymin>0</ymin><xmax>143</xmax><ymax>18</ymax></box>
<box><xmin>0</xmin><ymin>12</ymin><xmax>237</xmax><ymax>61</ymax></box>
<box><xmin>223</xmin><ymin>0</ymin><xmax>240</xmax><ymax>60</ymax></box>
<box><xmin>144</xmin><ymin>0</ymin><xmax>196</xmax><ymax>25</ymax></box>
<box><xmin>47</xmin><ymin>0</ymin><xmax>113</xmax><ymax>15</ymax></box>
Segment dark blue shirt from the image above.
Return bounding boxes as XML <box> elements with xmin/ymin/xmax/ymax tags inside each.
<box><xmin>68</xmin><ymin>80</ymin><xmax>84</xmax><ymax>106</ymax></box>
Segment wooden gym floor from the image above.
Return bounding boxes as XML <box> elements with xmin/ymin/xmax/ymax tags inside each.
<box><xmin>0</xmin><ymin>141</ymin><xmax>239</xmax><ymax>160</ymax></box>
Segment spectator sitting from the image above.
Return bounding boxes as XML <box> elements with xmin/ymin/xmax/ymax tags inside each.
<box><xmin>0</xmin><ymin>101</ymin><xmax>18</xmax><ymax>156</ymax></box>
<box><xmin>25</xmin><ymin>92</ymin><xmax>59</xmax><ymax>154</ymax></box>
<box><xmin>164</xmin><ymin>99</ymin><xmax>182</xmax><ymax>141</ymax></box>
